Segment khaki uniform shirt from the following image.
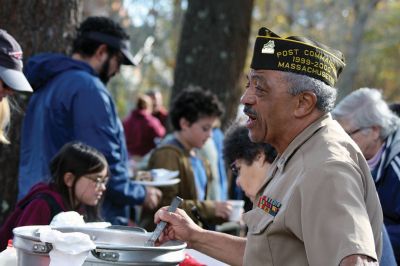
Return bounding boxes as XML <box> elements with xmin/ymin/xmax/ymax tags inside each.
<box><xmin>243</xmin><ymin>114</ymin><xmax>382</xmax><ymax>266</ymax></box>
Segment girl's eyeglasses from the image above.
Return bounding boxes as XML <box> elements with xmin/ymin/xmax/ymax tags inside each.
<box><xmin>84</xmin><ymin>174</ymin><xmax>109</xmax><ymax>188</ymax></box>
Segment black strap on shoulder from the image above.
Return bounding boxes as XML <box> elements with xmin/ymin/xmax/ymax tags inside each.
<box><xmin>21</xmin><ymin>193</ymin><xmax>64</xmax><ymax>218</ymax></box>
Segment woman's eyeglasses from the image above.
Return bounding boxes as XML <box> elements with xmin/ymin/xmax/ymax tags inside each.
<box><xmin>346</xmin><ymin>127</ymin><xmax>370</xmax><ymax>137</ymax></box>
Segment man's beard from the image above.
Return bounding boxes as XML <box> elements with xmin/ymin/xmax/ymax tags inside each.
<box><xmin>99</xmin><ymin>55</ymin><xmax>112</xmax><ymax>84</ymax></box>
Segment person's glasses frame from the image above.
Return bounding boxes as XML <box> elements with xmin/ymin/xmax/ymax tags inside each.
<box><xmin>230</xmin><ymin>161</ymin><xmax>239</xmax><ymax>177</ymax></box>
<box><xmin>346</xmin><ymin>127</ymin><xmax>370</xmax><ymax>137</ymax></box>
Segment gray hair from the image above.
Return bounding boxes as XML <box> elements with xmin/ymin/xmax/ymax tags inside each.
<box><xmin>332</xmin><ymin>88</ymin><xmax>400</xmax><ymax>139</ymax></box>
<box><xmin>281</xmin><ymin>71</ymin><xmax>337</xmax><ymax>112</ymax></box>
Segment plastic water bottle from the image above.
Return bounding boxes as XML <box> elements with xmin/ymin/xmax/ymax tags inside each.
<box><xmin>0</xmin><ymin>239</ymin><xmax>18</xmax><ymax>266</ymax></box>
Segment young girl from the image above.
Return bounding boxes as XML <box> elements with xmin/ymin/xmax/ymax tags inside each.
<box><xmin>0</xmin><ymin>141</ymin><xmax>109</xmax><ymax>251</ymax></box>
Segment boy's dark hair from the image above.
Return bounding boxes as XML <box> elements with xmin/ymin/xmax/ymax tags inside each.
<box><xmin>169</xmin><ymin>86</ymin><xmax>224</xmax><ymax>130</ymax></box>
<box><xmin>72</xmin><ymin>16</ymin><xmax>129</xmax><ymax>57</ymax></box>
<box><xmin>223</xmin><ymin>123</ymin><xmax>277</xmax><ymax>166</ymax></box>
<box><xmin>50</xmin><ymin>141</ymin><xmax>108</xmax><ymax>221</ymax></box>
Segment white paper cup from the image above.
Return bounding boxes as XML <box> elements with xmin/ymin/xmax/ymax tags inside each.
<box><xmin>228</xmin><ymin>200</ymin><xmax>245</xmax><ymax>222</ymax></box>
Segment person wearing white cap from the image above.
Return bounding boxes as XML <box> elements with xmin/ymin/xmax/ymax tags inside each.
<box><xmin>0</xmin><ymin>29</ymin><xmax>33</xmax><ymax>144</ymax></box>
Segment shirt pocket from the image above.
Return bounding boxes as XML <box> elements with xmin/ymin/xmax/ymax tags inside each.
<box><xmin>244</xmin><ymin>207</ymin><xmax>275</xmax><ymax>234</ymax></box>
<box><xmin>243</xmin><ymin>208</ymin><xmax>275</xmax><ymax>265</ymax></box>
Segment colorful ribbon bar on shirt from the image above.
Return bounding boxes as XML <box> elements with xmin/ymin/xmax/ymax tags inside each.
<box><xmin>257</xmin><ymin>195</ymin><xmax>282</xmax><ymax>217</ymax></box>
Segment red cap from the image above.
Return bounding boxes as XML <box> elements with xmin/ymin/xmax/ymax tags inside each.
<box><xmin>7</xmin><ymin>239</ymin><xmax>13</xmax><ymax>247</ymax></box>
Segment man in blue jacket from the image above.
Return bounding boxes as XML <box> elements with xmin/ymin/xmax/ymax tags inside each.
<box><xmin>18</xmin><ymin>16</ymin><xmax>161</xmax><ymax>225</ymax></box>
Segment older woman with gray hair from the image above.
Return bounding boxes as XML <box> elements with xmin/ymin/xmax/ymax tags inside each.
<box><xmin>333</xmin><ymin>87</ymin><xmax>400</xmax><ymax>264</ymax></box>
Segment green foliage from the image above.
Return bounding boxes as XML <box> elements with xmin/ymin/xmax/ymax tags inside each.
<box><xmin>107</xmin><ymin>0</ymin><xmax>186</xmax><ymax>117</ymax></box>
<box><xmin>251</xmin><ymin>0</ymin><xmax>399</xmax><ymax>101</ymax></box>
<box><xmin>360</xmin><ymin>1</ymin><xmax>400</xmax><ymax>100</ymax></box>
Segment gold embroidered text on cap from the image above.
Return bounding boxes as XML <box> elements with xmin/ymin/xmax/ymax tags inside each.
<box><xmin>251</xmin><ymin>27</ymin><xmax>346</xmax><ymax>87</ymax></box>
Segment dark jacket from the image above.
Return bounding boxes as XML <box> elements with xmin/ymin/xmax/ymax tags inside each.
<box><xmin>372</xmin><ymin>128</ymin><xmax>400</xmax><ymax>263</ymax></box>
<box><xmin>18</xmin><ymin>53</ymin><xmax>146</xmax><ymax>225</ymax></box>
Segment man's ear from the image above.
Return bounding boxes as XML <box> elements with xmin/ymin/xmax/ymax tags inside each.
<box><xmin>293</xmin><ymin>91</ymin><xmax>317</xmax><ymax>118</ymax></box>
<box><xmin>64</xmin><ymin>172</ymin><xmax>75</xmax><ymax>188</ymax></box>
<box><xmin>94</xmin><ymin>44</ymin><xmax>109</xmax><ymax>61</ymax></box>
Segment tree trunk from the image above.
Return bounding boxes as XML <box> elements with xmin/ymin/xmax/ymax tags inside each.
<box><xmin>172</xmin><ymin>0</ymin><xmax>254</xmax><ymax>128</ymax></box>
<box><xmin>336</xmin><ymin>0</ymin><xmax>380</xmax><ymax>101</ymax></box>
<box><xmin>0</xmin><ymin>0</ymin><xmax>82</xmax><ymax>223</ymax></box>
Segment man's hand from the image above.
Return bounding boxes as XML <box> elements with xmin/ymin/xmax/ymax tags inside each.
<box><xmin>143</xmin><ymin>186</ymin><xmax>162</xmax><ymax>210</ymax></box>
<box><xmin>154</xmin><ymin>207</ymin><xmax>204</xmax><ymax>248</ymax></box>
<box><xmin>214</xmin><ymin>201</ymin><xmax>233</xmax><ymax>220</ymax></box>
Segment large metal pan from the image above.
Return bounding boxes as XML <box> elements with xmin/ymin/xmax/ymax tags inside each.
<box><xmin>13</xmin><ymin>225</ymin><xmax>186</xmax><ymax>265</ymax></box>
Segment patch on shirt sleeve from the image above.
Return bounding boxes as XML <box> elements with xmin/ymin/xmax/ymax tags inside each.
<box><xmin>257</xmin><ymin>195</ymin><xmax>282</xmax><ymax>217</ymax></box>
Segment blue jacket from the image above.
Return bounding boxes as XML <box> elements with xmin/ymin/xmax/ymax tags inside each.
<box><xmin>212</xmin><ymin>128</ymin><xmax>228</xmax><ymax>200</ymax></box>
<box><xmin>372</xmin><ymin>127</ymin><xmax>400</xmax><ymax>263</ymax></box>
<box><xmin>18</xmin><ymin>53</ymin><xmax>146</xmax><ymax>225</ymax></box>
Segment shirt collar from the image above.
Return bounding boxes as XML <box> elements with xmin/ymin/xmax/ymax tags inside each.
<box><xmin>271</xmin><ymin>113</ymin><xmax>332</xmax><ymax>174</ymax></box>
<box><xmin>257</xmin><ymin>113</ymin><xmax>333</xmax><ymax>196</ymax></box>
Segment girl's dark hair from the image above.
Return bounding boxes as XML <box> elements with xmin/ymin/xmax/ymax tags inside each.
<box><xmin>223</xmin><ymin>123</ymin><xmax>277</xmax><ymax>166</ymax></box>
<box><xmin>169</xmin><ymin>86</ymin><xmax>224</xmax><ymax>130</ymax></box>
<box><xmin>49</xmin><ymin>141</ymin><xmax>108</xmax><ymax>222</ymax></box>
<box><xmin>72</xmin><ymin>16</ymin><xmax>128</xmax><ymax>57</ymax></box>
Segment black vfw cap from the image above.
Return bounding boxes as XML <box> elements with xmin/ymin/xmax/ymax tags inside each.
<box><xmin>251</xmin><ymin>27</ymin><xmax>346</xmax><ymax>87</ymax></box>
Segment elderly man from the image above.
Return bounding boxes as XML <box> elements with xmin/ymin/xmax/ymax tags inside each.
<box><xmin>154</xmin><ymin>27</ymin><xmax>383</xmax><ymax>266</ymax></box>
<box><xmin>333</xmin><ymin>88</ymin><xmax>400</xmax><ymax>264</ymax></box>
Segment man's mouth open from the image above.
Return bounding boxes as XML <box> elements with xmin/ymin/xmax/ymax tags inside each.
<box><xmin>245</xmin><ymin>113</ymin><xmax>256</xmax><ymax>128</ymax></box>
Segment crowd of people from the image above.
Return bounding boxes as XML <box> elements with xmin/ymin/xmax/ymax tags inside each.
<box><xmin>0</xmin><ymin>15</ymin><xmax>399</xmax><ymax>266</ymax></box>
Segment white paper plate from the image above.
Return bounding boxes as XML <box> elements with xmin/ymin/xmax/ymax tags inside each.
<box><xmin>132</xmin><ymin>178</ymin><xmax>180</xmax><ymax>187</ymax></box>
<box><xmin>150</xmin><ymin>169</ymin><xmax>179</xmax><ymax>181</ymax></box>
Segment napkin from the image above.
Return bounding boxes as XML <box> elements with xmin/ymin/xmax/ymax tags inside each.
<box><xmin>50</xmin><ymin>211</ymin><xmax>85</xmax><ymax>227</ymax></box>
<box><xmin>39</xmin><ymin>227</ymin><xmax>95</xmax><ymax>266</ymax></box>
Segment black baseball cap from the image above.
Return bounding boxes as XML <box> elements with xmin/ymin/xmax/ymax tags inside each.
<box><xmin>83</xmin><ymin>31</ymin><xmax>136</xmax><ymax>66</ymax></box>
<box><xmin>0</xmin><ymin>29</ymin><xmax>33</xmax><ymax>92</ymax></box>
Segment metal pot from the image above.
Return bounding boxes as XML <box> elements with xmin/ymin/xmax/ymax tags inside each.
<box><xmin>13</xmin><ymin>225</ymin><xmax>187</xmax><ymax>265</ymax></box>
